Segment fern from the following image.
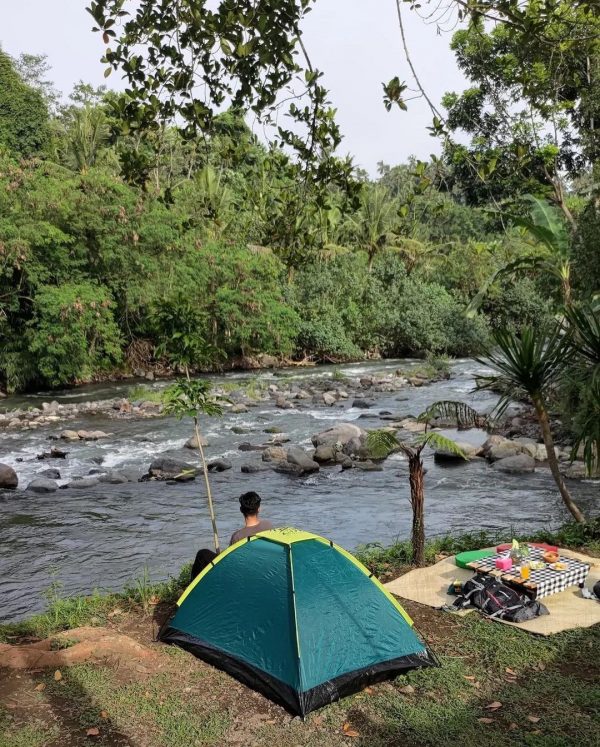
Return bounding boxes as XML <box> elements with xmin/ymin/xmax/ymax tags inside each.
<box><xmin>418</xmin><ymin>400</ymin><xmax>481</xmax><ymax>428</ymax></box>
<box><xmin>418</xmin><ymin>432</ymin><xmax>467</xmax><ymax>458</ymax></box>
<box><xmin>366</xmin><ymin>430</ymin><xmax>401</xmax><ymax>459</ymax></box>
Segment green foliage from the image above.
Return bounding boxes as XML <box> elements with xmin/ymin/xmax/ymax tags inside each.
<box><xmin>25</xmin><ymin>283</ymin><xmax>122</xmax><ymax>387</ymax></box>
<box><xmin>0</xmin><ymin>49</ymin><xmax>51</xmax><ymax>156</ymax></box>
<box><xmin>163</xmin><ymin>379</ymin><xmax>224</xmax><ymax>420</ymax></box>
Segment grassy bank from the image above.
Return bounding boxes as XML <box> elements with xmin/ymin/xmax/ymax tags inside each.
<box><xmin>1</xmin><ymin>523</ymin><xmax>598</xmax><ymax>746</ymax></box>
<box><xmin>1</xmin><ymin>521</ymin><xmax>598</xmax><ymax>644</ymax></box>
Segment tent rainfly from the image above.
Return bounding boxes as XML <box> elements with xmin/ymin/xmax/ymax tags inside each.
<box><xmin>159</xmin><ymin>527</ymin><xmax>437</xmax><ymax>716</ymax></box>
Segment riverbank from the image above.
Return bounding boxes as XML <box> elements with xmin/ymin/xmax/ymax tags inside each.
<box><xmin>1</xmin><ymin>358</ymin><xmax>598</xmax><ymax>623</ymax></box>
<box><xmin>1</xmin><ymin>524</ymin><xmax>598</xmax><ymax>747</ymax></box>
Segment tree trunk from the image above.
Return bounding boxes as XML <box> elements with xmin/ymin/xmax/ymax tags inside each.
<box><xmin>194</xmin><ymin>415</ymin><xmax>221</xmax><ymax>553</ymax></box>
<box><xmin>534</xmin><ymin>399</ymin><xmax>586</xmax><ymax>524</ymax></box>
<box><xmin>408</xmin><ymin>454</ymin><xmax>426</xmax><ymax>566</ymax></box>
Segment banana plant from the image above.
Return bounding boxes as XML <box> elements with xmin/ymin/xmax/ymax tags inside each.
<box><xmin>367</xmin><ymin>401</ymin><xmax>480</xmax><ymax>566</ymax></box>
<box><xmin>466</xmin><ymin>195</ymin><xmax>573</xmax><ymax>316</ymax></box>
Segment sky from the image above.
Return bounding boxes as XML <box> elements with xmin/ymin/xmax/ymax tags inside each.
<box><xmin>0</xmin><ymin>0</ymin><xmax>467</xmax><ymax>176</ymax></box>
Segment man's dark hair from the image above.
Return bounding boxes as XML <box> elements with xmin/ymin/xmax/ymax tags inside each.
<box><xmin>239</xmin><ymin>491</ymin><xmax>261</xmax><ymax>517</ymax></box>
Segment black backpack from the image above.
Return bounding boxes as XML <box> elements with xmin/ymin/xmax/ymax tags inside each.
<box><xmin>453</xmin><ymin>573</ymin><xmax>548</xmax><ymax>622</ymax></box>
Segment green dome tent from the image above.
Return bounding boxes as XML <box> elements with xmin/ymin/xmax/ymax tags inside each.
<box><xmin>159</xmin><ymin>527</ymin><xmax>437</xmax><ymax>716</ymax></box>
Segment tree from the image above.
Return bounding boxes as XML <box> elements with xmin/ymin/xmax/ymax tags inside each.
<box><xmin>367</xmin><ymin>402</ymin><xmax>476</xmax><ymax>566</ymax></box>
<box><xmin>163</xmin><ymin>379</ymin><xmax>224</xmax><ymax>553</ymax></box>
<box><xmin>477</xmin><ymin>325</ymin><xmax>587</xmax><ymax>523</ymax></box>
<box><xmin>0</xmin><ymin>49</ymin><xmax>51</xmax><ymax>156</ymax></box>
<box><xmin>345</xmin><ymin>185</ymin><xmax>400</xmax><ymax>270</ymax></box>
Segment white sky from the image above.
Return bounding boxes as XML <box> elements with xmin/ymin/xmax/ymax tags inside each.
<box><xmin>0</xmin><ymin>0</ymin><xmax>466</xmax><ymax>175</ymax></box>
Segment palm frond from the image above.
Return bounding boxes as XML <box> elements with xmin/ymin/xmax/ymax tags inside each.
<box><xmin>418</xmin><ymin>400</ymin><xmax>482</xmax><ymax>428</ymax></box>
<box><xmin>476</xmin><ymin>324</ymin><xmax>567</xmax><ymax>403</ymax></box>
<box><xmin>417</xmin><ymin>432</ymin><xmax>467</xmax><ymax>459</ymax></box>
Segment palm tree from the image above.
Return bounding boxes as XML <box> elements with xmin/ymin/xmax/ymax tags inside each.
<box><xmin>346</xmin><ymin>185</ymin><xmax>399</xmax><ymax>270</ymax></box>
<box><xmin>367</xmin><ymin>402</ymin><xmax>478</xmax><ymax>566</ymax></box>
<box><xmin>66</xmin><ymin>106</ymin><xmax>109</xmax><ymax>173</ymax></box>
<box><xmin>477</xmin><ymin>325</ymin><xmax>586</xmax><ymax>523</ymax></box>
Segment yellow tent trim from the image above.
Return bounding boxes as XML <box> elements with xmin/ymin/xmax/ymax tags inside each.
<box><xmin>176</xmin><ymin>527</ymin><xmax>413</xmax><ymax>626</ymax></box>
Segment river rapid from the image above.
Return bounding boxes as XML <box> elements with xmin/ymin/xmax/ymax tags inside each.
<box><xmin>0</xmin><ymin>359</ymin><xmax>598</xmax><ymax>622</ymax></box>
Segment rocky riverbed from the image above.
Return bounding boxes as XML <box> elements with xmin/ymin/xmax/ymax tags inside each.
<box><xmin>0</xmin><ymin>358</ymin><xmax>598</xmax><ymax>621</ymax></box>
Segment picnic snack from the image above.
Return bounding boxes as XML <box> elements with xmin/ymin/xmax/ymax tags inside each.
<box><xmin>549</xmin><ymin>562</ymin><xmax>567</xmax><ymax>571</ymax></box>
<box><xmin>543</xmin><ymin>551</ymin><xmax>559</xmax><ymax>563</ymax></box>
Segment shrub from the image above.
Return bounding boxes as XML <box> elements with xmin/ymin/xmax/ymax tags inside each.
<box><xmin>27</xmin><ymin>282</ymin><xmax>123</xmax><ymax>386</ymax></box>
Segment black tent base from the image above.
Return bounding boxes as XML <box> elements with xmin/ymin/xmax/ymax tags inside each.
<box><xmin>159</xmin><ymin>626</ymin><xmax>439</xmax><ymax>717</ymax></box>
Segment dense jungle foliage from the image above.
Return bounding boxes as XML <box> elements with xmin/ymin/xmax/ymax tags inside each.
<box><xmin>0</xmin><ymin>0</ymin><xmax>598</xmax><ymax>401</ymax></box>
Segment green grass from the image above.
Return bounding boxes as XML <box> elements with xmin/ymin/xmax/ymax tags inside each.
<box><xmin>357</xmin><ymin>519</ymin><xmax>600</xmax><ymax>578</ymax></box>
<box><xmin>0</xmin><ymin>564</ymin><xmax>192</xmax><ymax>643</ymax></box>
<box><xmin>45</xmin><ymin>665</ymin><xmax>230</xmax><ymax>747</ymax></box>
<box><xmin>128</xmin><ymin>384</ymin><xmax>167</xmax><ymax>403</ymax></box>
<box><xmin>0</xmin><ymin>706</ymin><xmax>59</xmax><ymax>747</ymax></box>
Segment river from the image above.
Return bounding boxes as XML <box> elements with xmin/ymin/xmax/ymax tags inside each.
<box><xmin>0</xmin><ymin>359</ymin><xmax>597</xmax><ymax>622</ymax></box>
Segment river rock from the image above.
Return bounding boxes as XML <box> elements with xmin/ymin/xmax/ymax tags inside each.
<box><xmin>397</xmin><ymin>418</ymin><xmax>427</xmax><ymax>433</ymax></box>
<box><xmin>207</xmin><ymin>458</ymin><xmax>232</xmax><ymax>472</ymax></box>
<box><xmin>241</xmin><ymin>464</ymin><xmax>270</xmax><ymax>474</ymax></box>
<box><xmin>262</xmin><ymin>446</ymin><xmax>287</xmax><ymax>462</ymax></box>
<box><xmin>36</xmin><ymin>448</ymin><xmax>67</xmax><ymax>460</ymax></box>
<box><xmin>313</xmin><ymin>445</ymin><xmax>337</xmax><ymax>464</ymax></box>
<box><xmin>238</xmin><ymin>442</ymin><xmax>266</xmax><ymax>452</ymax></box>
<box><xmin>263</xmin><ymin>426</ymin><xmax>282</xmax><ymax>434</ymax></box>
<box><xmin>275</xmin><ymin>396</ymin><xmax>293</xmax><ymax>410</ymax></box>
<box><xmin>286</xmin><ymin>447</ymin><xmax>319</xmax><ymax>474</ymax></box>
<box><xmin>322</xmin><ymin>392</ymin><xmax>336</xmax><ymax>406</ymax></box>
<box><xmin>98</xmin><ymin>471</ymin><xmax>130</xmax><ymax>484</ymax></box>
<box><xmin>269</xmin><ymin>433</ymin><xmax>290</xmax><ymax>444</ymax></box>
<box><xmin>68</xmin><ymin>476</ymin><xmax>100</xmax><ymax>488</ymax></box>
<box><xmin>230</xmin><ymin>403</ymin><xmax>249</xmax><ymax>414</ymax></box>
<box><xmin>352</xmin><ymin>399</ymin><xmax>372</xmax><ymax>409</ymax></box>
<box><xmin>352</xmin><ymin>460</ymin><xmax>383</xmax><ymax>472</ymax></box>
<box><xmin>492</xmin><ymin>454</ymin><xmax>536</xmax><ymax>474</ymax></box>
<box><xmin>39</xmin><ymin>468</ymin><xmax>61</xmax><ymax>480</ymax></box>
<box><xmin>147</xmin><ymin>456</ymin><xmax>197</xmax><ymax>480</ymax></box>
<box><xmin>27</xmin><ymin>478</ymin><xmax>58</xmax><ymax>493</ymax></box>
<box><xmin>272</xmin><ymin>462</ymin><xmax>304</xmax><ymax>476</ymax></box>
<box><xmin>78</xmin><ymin>430</ymin><xmax>109</xmax><ymax>441</ymax></box>
<box><xmin>312</xmin><ymin>423</ymin><xmax>365</xmax><ymax>449</ymax></box>
<box><xmin>231</xmin><ymin>426</ymin><xmax>252</xmax><ymax>434</ymax></box>
<box><xmin>0</xmin><ymin>464</ymin><xmax>18</xmax><ymax>489</ymax></box>
<box><xmin>487</xmin><ymin>442</ymin><xmax>523</xmax><ymax>462</ymax></box>
<box><xmin>184</xmin><ymin>434</ymin><xmax>209</xmax><ymax>449</ymax></box>
<box><xmin>60</xmin><ymin>430</ymin><xmax>80</xmax><ymax>441</ymax></box>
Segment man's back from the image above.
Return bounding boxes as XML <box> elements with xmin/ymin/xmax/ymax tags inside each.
<box><xmin>229</xmin><ymin>519</ymin><xmax>273</xmax><ymax>546</ymax></box>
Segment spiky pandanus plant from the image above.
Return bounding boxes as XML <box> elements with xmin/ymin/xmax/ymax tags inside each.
<box><xmin>477</xmin><ymin>324</ymin><xmax>586</xmax><ymax>524</ymax></box>
<box><xmin>367</xmin><ymin>401</ymin><xmax>479</xmax><ymax>567</ymax></box>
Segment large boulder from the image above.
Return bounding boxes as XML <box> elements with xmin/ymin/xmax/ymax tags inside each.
<box><xmin>313</xmin><ymin>445</ymin><xmax>336</xmax><ymax>464</ymax></box>
<box><xmin>322</xmin><ymin>392</ymin><xmax>336</xmax><ymax>406</ymax></box>
<box><xmin>60</xmin><ymin>430</ymin><xmax>80</xmax><ymax>441</ymax></box>
<box><xmin>492</xmin><ymin>454</ymin><xmax>536</xmax><ymax>474</ymax></box>
<box><xmin>184</xmin><ymin>434</ymin><xmax>209</xmax><ymax>449</ymax></box>
<box><xmin>77</xmin><ymin>430</ymin><xmax>109</xmax><ymax>441</ymax></box>
<box><xmin>262</xmin><ymin>446</ymin><xmax>287</xmax><ymax>462</ymax></box>
<box><xmin>147</xmin><ymin>456</ymin><xmax>197</xmax><ymax>481</ymax></box>
<box><xmin>312</xmin><ymin>423</ymin><xmax>365</xmax><ymax>449</ymax></box>
<box><xmin>286</xmin><ymin>447</ymin><xmax>319</xmax><ymax>474</ymax></box>
<box><xmin>0</xmin><ymin>464</ymin><xmax>18</xmax><ymax>489</ymax></box>
<box><xmin>27</xmin><ymin>478</ymin><xmax>58</xmax><ymax>493</ymax></box>
<box><xmin>230</xmin><ymin>403</ymin><xmax>248</xmax><ymax>414</ymax></box>
<box><xmin>241</xmin><ymin>464</ymin><xmax>270</xmax><ymax>474</ymax></box>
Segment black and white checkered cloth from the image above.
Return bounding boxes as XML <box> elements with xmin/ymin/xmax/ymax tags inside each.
<box><xmin>468</xmin><ymin>547</ymin><xmax>591</xmax><ymax>599</ymax></box>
